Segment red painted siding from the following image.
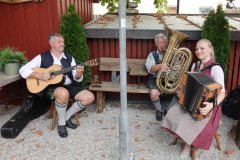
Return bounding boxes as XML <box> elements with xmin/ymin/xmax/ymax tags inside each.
<box><xmin>0</xmin><ymin>1</ymin><xmax>59</xmax><ymax>59</ymax></box>
<box><xmin>0</xmin><ymin>0</ymin><xmax>93</xmax><ymax>102</ymax></box>
<box><xmin>227</xmin><ymin>41</ymin><xmax>240</xmax><ymax>94</ymax></box>
<box><xmin>0</xmin><ymin>0</ymin><xmax>93</xmax><ymax>59</ymax></box>
<box><xmin>87</xmin><ymin>38</ymin><xmax>240</xmax><ymax>94</ymax></box>
<box><xmin>57</xmin><ymin>0</ymin><xmax>93</xmax><ymax>25</ymax></box>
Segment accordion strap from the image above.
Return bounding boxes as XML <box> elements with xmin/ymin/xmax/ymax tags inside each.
<box><xmin>200</xmin><ymin>63</ymin><xmax>224</xmax><ymax>72</ymax></box>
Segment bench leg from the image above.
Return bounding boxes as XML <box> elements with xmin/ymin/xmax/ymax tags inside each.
<box><xmin>52</xmin><ymin>107</ymin><xmax>57</xmax><ymax>130</ymax></box>
<box><xmin>96</xmin><ymin>91</ymin><xmax>105</xmax><ymax>113</ymax></box>
<box><xmin>215</xmin><ymin>132</ymin><xmax>221</xmax><ymax>150</ymax></box>
<box><xmin>191</xmin><ymin>146</ymin><xmax>197</xmax><ymax>160</ymax></box>
<box><xmin>171</xmin><ymin>137</ymin><xmax>179</xmax><ymax>145</ymax></box>
<box><xmin>75</xmin><ymin>113</ymin><xmax>80</xmax><ymax>127</ymax></box>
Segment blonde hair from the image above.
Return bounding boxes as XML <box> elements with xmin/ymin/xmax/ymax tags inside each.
<box><xmin>197</xmin><ymin>39</ymin><xmax>215</xmax><ymax>61</ymax></box>
<box><xmin>154</xmin><ymin>33</ymin><xmax>167</xmax><ymax>44</ymax></box>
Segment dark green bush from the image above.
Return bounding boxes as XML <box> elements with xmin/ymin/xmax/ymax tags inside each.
<box><xmin>60</xmin><ymin>5</ymin><xmax>91</xmax><ymax>86</ymax></box>
<box><xmin>201</xmin><ymin>4</ymin><xmax>230</xmax><ymax>76</ymax></box>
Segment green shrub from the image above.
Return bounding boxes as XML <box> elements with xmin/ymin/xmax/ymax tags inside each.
<box><xmin>60</xmin><ymin>5</ymin><xmax>91</xmax><ymax>86</ymax></box>
<box><xmin>201</xmin><ymin>4</ymin><xmax>230</xmax><ymax>77</ymax></box>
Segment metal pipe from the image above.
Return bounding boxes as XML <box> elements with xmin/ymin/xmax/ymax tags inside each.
<box><xmin>118</xmin><ymin>0</ymin><xmax>130</xmax><ymax>159</ymax></box>
<box><xmin>177</xmin><ymin>0</ymin><xmax>180</xmax><ymax>14</ymax></box>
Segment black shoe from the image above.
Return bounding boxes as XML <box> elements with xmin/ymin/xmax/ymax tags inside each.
<box><xmin>78</xmin><ymin>108</ymin><xmax>86</xmax><ymax>113</ymax></box>
<box><xmin>66</xmin><ymin>119</ymin><xmax>77</xmax><ymax>129</ymax></box>
<box><xmin>156</xmin><ymin>110</ymin><xmax>163</xmax><ymax>121</ymax></box>
<box><xmin>58</xmin><ymin>125</ymin><xmax>68</xmax><ymax>138</ymax></box>
<box><xmin>163</xmin><ymin>110</ymin><xmax>167</xmax><ymax>116</ymax></box>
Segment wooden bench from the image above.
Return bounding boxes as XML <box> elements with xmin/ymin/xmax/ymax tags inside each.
<box><xmin>89</xmin><ymin>57</ymin><xmax>150</xmax><ymax>113</ymax></box>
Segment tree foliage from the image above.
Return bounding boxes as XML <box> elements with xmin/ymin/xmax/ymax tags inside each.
<box><xmin>60</xmin><ymin>5</ymin><xmax>91</xmax><ymax>86</ymax></box>
<box><xmin>154</xmin><ymin>0</ymin><xmax>168</xmax><ymax>13</ymax></box>
<box><xmin>201</xmin><ymin>4</ymin><xmax>230</xmax><ymax>76</ymax></box>
<box><xmin>100</xmin><ymin>0</ymin><xmax>168</xmax><ymax>13</ymax></box>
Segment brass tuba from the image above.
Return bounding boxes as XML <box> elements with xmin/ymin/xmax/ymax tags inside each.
<box><xmin>156</xmin><ymin>28</ymin><xmax>192</xmax><ymax>94</ymax></box>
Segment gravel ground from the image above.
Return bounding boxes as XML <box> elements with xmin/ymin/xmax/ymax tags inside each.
<box><xmin>0</xmin><ymin>101</ymin><xmax>239</xmax><ymax>160</ymax></box>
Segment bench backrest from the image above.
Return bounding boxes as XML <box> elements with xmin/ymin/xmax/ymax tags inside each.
<box><xmin>99</xmin><ymin>57</ymin><xmax>148</xmax><ymax>76</ymax></box>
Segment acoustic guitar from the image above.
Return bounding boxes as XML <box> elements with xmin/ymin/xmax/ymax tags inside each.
<box><xmin>26</xmin><ymin>59</ymin><xmax>99</xmax><ymax>93</ymax></box>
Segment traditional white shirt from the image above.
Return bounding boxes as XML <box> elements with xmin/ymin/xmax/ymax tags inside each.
<box><xmin>19</xmin><ymin>52</ymin><xmax>83</xmax><ymax>85</ymax></box>
<box><xmin>145</xmin><ymin>50</ymin><xmax>164</xmax><ymax>74</ymax></box>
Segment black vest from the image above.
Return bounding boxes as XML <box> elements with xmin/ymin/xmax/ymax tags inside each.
<box><xmin>146</xmin><ymin>51</ymin><xmax>161</xmax><ymax>88</ymax></box>
<box><xmin>40</xmin><ymin>51</ymin><xmax>74</xmax><ymax>83</ymax></box>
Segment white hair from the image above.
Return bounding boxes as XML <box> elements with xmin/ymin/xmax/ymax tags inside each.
<box><xmin>154</xmin><ymin>33</ymin><xmax>167</xmax><ymax>44</ymax></box>
<box><xmin>48</xmin><ymin>33</ymin><xmax>63</xmax><ymax>43</ymax></box>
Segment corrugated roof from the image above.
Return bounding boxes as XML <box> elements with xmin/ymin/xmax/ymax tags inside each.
<box><xmin>85</xmin><ymin>14</ymin><xmax>240</xmax><ymax>40</ymax></box>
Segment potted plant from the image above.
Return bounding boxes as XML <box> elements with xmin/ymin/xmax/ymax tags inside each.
<box><xmin>0</xmin><ymin>47</ymin><xmax>28</xmax><ymax>76</ymax></box>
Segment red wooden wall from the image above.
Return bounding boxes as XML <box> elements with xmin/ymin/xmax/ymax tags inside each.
<box><xmin>87</xmin><ymin>38</ymin><xmax>196</xmax><ymax>84</ymax></box>
<box><xmin>87</xmin><ymin>38</ymin><xmax>239</xmax><ymax>94</ymax></box>
<box><xmin>0</xmin><ymin>0</ymin><xmax>59</xmax><ymax>59</ymax></box>
<box><xmin>57</xmin><ymin>0</ymin><xmax>93</xmax><ymax>25</ymax></box>
<box><xmin>0</xmin><ymin>0</ymin><xmax>93</xmax><ymax>59</ymax></box>
<box><xmin>0</xmin><ymin>0</ymin><xmax>93</xmax><ymax>102</ymax></box>
<box><xmin>227</xmin><ymin>41</ymin><xmax>240</xmax><ymax>93</ymax></box>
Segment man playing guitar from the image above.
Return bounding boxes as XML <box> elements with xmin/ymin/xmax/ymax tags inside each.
<box><xmin>19</xmin><ymin>33</ymin><xmax>95</xmax><ymax>138</ymax></box>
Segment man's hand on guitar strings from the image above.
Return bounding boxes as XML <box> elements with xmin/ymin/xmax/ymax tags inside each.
<box><xmin>75</xmin><ymin>66</ymin><xmax>84</xmax><ymax>79</ymax></box>
<box><xmin>40</xmin><ymin>72</ymin><xmax>51</xmax><ymax>82</ymax></box>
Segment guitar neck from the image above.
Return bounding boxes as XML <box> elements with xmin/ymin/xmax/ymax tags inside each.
<box><xmin>53</xmin><ymin>63</ymin><xmax>85</xmax><ymax>76</ymax></box>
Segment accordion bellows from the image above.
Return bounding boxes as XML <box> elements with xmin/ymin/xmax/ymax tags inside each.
<box><xmin>179</xmin><ymin>72</ymin><xmax>222</xmax><ymax>120</ymax></box>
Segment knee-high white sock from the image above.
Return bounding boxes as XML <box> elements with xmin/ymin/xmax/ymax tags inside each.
<box><xmin>152</xmin><ymin>99</ymin><xmax>162</xmax><ymax>112</ymax></box>
<box><xmin>65</xmin><ymin>101</ymin><xmax>85</xmax><ymax>121</ymax></box>
<box><xmin>55</xmin><ymin>101</ymin><xmax>68</xmax><ymax>126</ymax></box>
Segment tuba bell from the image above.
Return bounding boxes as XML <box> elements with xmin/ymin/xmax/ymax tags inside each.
<box><xmin>156</xmin><ymin>28</ymin><xmax>192</xmax><ymax>94</ymax></box>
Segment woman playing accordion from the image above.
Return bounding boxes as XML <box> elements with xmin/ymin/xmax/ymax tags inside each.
<box><xmin>161</xmin><ymin>39</ymin><xmax>225</xmax><ymax>158</ymax></box>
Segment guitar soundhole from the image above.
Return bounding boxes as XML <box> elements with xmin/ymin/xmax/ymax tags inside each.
<box><xmin>50</xmin><ymin>72</ymin><xmax>56</xmax><ymax>79</ymax></box>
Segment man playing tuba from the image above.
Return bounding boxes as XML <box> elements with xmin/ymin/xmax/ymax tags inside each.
<box><xmin>145</xmin><ymin>33</ymin><xmax>170</xmax><ymax>121</ymax></box>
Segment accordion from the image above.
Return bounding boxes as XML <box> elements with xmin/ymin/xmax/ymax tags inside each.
<box><xmin>179</xmin><ymin>72</ymin><xmax>222</xmax><ymax>121</ymax></box>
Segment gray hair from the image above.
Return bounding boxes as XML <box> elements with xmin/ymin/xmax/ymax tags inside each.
<box><xmin>197</xmin><ymin>39</ymin><xmax>215</xmax><ymax>61</ymax></box>
<box><xmin>154</xmin><ymin>33</ymin><xmax>167</xmax><ymax>44</ymax></box>
<box><xmin>48</xmin><ymin>33</ymin><xmax>64</xmax><ymax>43</ymax></box>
